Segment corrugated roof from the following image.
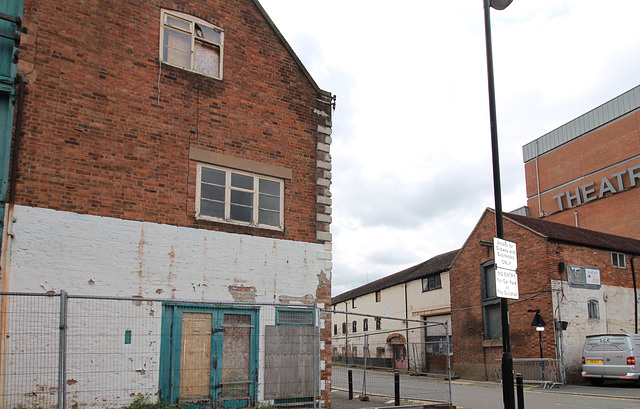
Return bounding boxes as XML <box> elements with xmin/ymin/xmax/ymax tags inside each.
<box><xmin>522</xmin><ymin>85</ymin><xmax>640</xmax><ymax>163</ymax></box>
<box><xmin>332</xmin><ymin>249</ymin><xmax>459</xmax><ymax>305</ymax></box>
<box><xmin>504</xmin><ymin>212</ymin><xmax>640</xmax><ymax>255</ymax></box>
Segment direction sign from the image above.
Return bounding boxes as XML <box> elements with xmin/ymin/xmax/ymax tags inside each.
<box><xmin>494</xmin><ymin>238</ymin><xmax>517</xmax><ymax>270</ymax></box>
<box><xmin>495</xmin><ymin>267</ymin><xmax>519</xmax><ymax>299</ymax></box>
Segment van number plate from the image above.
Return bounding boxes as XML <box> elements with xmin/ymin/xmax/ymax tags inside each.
<box><xmin>587</xmin><ymin>359</ymin><xmax>603</xmax><ymax>364</ymax></box>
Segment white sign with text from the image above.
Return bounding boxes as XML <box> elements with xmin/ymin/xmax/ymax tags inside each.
<box><xmin>495</xmin><ymin>268</ymin><xmax>519</xmax><ymax>299</ymax></box>
<box><xmin>494</xmin><ymin>238</ymin><xmax>518</xmax><ymax>270</ymax></box>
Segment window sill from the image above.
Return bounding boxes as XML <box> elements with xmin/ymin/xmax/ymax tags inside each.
<box><xmin>482</xmin><ymin>339</ymin><xmax>503</xmax><ymax>348</ymax></box>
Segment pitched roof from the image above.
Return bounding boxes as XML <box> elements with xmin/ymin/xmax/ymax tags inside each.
<box><xmin>332</xmin><ymin>249</ymin><xmax>459</xmax><ymax>305</ymax></box>
<box><xmin>503</xmin><ymin>212</ymin><xmax>640</xmax><ymax>255</ymax></box>
<box><xmin>252</xmin><ymin>0</ymin><xmax>332</xmax><ymax>100</ymax></box>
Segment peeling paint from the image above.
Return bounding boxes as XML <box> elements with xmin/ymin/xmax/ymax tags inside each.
<box><xmin>228</xmin><ymin>284</ymin><xmax>257</xmax><ymax>302</ymax></box>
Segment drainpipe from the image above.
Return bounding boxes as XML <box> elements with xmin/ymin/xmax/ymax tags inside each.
<box><xmin>632</xmin><ymin>256</ymin><xmax>637</xmax><ymax>334</ymax></box>
<box><xmin>404</xmin><ymin>282</ymin><xmax>410</xmax><ymax>371</ymax></box>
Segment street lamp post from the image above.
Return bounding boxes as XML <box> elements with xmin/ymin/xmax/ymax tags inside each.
<box><xmin>529</xmin><ymin>309</ymin><xmax>547</xmax><ymax>381</ymax></box>
<box><xmin>482</xmin><ymin>0</ymin><xmax>515</xmax><ymax>408</ymax></box>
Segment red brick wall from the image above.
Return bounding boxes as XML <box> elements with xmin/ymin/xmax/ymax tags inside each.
<box><xmin>524</xmin><ymin>110</ymin><xmax>640</xmax><ymax>239</ymax></box>
<box><xmin>450</xmin><ymin>209</ymin><xmax>637</xmax><ymax>379</ymax></box>
<box><xmin>15</xmin><ymin>0</ymin><xmax>330</xmax><ymax>244</ymax></box>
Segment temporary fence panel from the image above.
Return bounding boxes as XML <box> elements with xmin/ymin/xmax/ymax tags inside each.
<box><xmin>330</xmin><ymin>311</ymin><xmax>452</xmax><ymax>405</ymax></box>
<box><xmin>0</xmin><ymin>292</ymin><xmax>323</xmax><ymax>408</ymax></box>
<box><xmin>495</xmin><ymin>358</ymin><xmax>563</xmax><ymax>388</ymax></box>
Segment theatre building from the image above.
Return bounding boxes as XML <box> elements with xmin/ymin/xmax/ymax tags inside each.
<box><xmin>522</xmin><ymin>85</ymin><xmax>640</xmax><ymax>240</ymax></box>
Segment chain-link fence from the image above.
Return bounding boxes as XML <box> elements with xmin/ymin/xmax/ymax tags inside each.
<box><xmin>0</xmin><ymin>291</ymin><xmax>328</xmax><ymax>408</ymax></box>
<box><xmin>330</xmin><ymin>311</ymin><xmax>452</xmax><ymax>405</ymax></box>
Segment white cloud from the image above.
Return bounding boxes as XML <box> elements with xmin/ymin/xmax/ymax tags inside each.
<box><xmin>259</xmin><ymin>0</ymin><xmax>640</xmax><ymax>296</ymax></box>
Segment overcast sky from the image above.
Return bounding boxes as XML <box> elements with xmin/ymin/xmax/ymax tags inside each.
<box><xmin>259</xmin><ymin>0</ymin><xmax>640</xmax><ymax>296</ymax></box>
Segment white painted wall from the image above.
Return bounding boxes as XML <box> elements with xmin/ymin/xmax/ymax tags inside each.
<box><xmin>551</xmin><ymin>280</ymin><xmax>636</xmax><ymax>380</ymax></box>
<box><xmin>3</xmin><ymin>205</ymin><xmax>330</xmax><ymax>407</ymax></box>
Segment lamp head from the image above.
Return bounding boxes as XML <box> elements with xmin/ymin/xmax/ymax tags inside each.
<box><xmin>490</xmin><ymin>0</ymin><xmax>513</xmax><ymax>10</ymax></box>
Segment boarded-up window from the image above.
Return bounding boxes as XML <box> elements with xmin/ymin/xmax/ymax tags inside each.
<box><xmin>264</xmin><ymin>325</ymin><xmax>315</xmax><ymax>400</ymax></box>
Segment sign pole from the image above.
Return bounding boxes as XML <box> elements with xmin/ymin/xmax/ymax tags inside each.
<box><xmin>483</xmin><ymin>0</ymin><xmax>515</xmax><ymax>407</ymax></box>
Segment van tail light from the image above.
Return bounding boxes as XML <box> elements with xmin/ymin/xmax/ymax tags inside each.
<box><xmin>582</xmin><ymin>357</ymin><xmax>585</xmax><ymax>364</ymax></box>
<box><xmin>627</xmin><ymin>357</ymin><xmax>635</xmax><ymax>365</ymax></box>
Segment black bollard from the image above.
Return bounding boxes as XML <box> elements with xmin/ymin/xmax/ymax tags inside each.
<box><xmin>348</xmin><ymin>369</ymin><xmax>353</xmax><ymax>400</ymax></box>
<box><xmin>516</xmin><ymin>373</ymin><xmax>525</xmax><ymax>409</ymax></box>
<box><xmin>394</xmin><ymin>371</ymin><xmax>400</xmax><ymax>406</ymax></box>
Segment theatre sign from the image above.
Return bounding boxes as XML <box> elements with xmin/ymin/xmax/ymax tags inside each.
<box><xmin>553</xmin><ymin>164</ymin><xmax>640</xmax><ymax>212</ymax></box>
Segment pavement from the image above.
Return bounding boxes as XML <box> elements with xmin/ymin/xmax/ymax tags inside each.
<box><xmin>330</xmin><ymin>379</ymin><xmax>640</xmax><ymax>409</ymax></box>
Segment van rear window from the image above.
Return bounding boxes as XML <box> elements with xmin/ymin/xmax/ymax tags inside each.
<box><xmin>585</xmin><ymin>336</ymin><xmax>628</xmax><ymax>351</ymax></box>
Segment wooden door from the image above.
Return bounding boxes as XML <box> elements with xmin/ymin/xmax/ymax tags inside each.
<box><xmin>179</xmin><ymin>312</ymin><xmax>213</xmax><ymax>403</ymax></box>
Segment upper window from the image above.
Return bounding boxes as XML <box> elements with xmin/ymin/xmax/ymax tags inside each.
<box><xmin>351</xmin><ymin>299</ymin><xmax>356</xmax><ymax>308</ymax></box>
<box><xmin>363</xmin><ymin>318</ymin><xmax>369</xmax><ymax>332</ymax></box>
<box><xmin>352</xmin><ymin>321</ymin><xmax>357</xmax><ymax>333</ymax></box>
<box><xmin>160</xmin><ymin>10</ymin><xmax>224</xmax><ymax>79</ymax></box>
<box><xmin>422</xmin><ymin>273</ymin><xmax>442</xmax><ymax>292</ymax></box>
<box><xmin>612</xmin><ymin>252</ymin><xmax>626</xmax><ymax>268</ymax></box>
<box><xmin>196</xmin><ymin>164</ymin><xmax>284</xmax><ymax>230</ymax></box>
<box><xmin>375</xmin><ymin>291</ymin><xmax>381</xmax><ymax>302</ymax></box>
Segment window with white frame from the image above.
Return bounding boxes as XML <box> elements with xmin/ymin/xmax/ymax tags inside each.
<box><xmin>587</xmin><ymin>298</ymin><xmax>599</xmax><ymax>320</ymax></box>
<box><xmin>612</xmin><ymin>252</ymin><xmax>626</xmax><ymax>268</ymax></box>
<box><xmin>196</xmin><ymin>164</ymin><xmax>283</xmax><ymax>229</ymax></box>
<box><xmin>160</xmin><ymin>10</ymin><xmax>224</xmax><ymax>79</ymax></box>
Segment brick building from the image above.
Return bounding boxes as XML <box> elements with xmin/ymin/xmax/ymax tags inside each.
<box><xmin>523</xmin><ymin>85</ymin><xmax>640</xmax><ymax>239</ymax></box>
<box><xmin>2</xmin><ymin>0</ymin><xmax>333</xmax><ymax>407</ymax></box>
<box><xmin>450</xmin><ymin>209</ymin><xmax>640</xmax><ymax>382</ymax></box>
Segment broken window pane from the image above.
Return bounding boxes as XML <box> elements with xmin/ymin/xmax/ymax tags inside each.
<box><xmin>194</xmin><ymin>40</ymin><xmax>220</xmax><ymax>78</ymax></box>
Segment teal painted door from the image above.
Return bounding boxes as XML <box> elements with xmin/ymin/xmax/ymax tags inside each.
<box><xmin>161</xmin><ymin>305</ymin><xmax>258</xmax><ymax>408</ymax></box>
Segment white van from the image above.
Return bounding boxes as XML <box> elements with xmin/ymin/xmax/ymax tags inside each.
<box><xmin>582</xmin><ymin>334</ymin><xmax>640</xmax><ymax>385</ymax></box>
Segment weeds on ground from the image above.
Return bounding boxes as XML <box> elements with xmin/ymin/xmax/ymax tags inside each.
<box><xmin>124</xmin><ymin>393</ymin><xmax>190</xmax><ymax>409</ymax></box>
<box><xmin>13</xmin><ymin>405</ymin><xmax>48</xmax><ymax>409</ymax></box>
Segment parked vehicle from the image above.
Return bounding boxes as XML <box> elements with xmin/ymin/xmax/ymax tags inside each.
<box><xmin>582</xmin><ymin>334</ymin><xmax>640</xmax><ymax>385</ymax></box>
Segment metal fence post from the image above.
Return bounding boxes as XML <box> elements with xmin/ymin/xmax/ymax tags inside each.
<box><xmin>313</xmin><ymin>304</ymin><xmax>319</xmax><ymax>409</ymax></box>
<box><xmin>348</xmin><ymin>369</ymin><xmax>353</xmax><ymax>400</ymax></box>
<box><xmin>362</xmin><ymin>334</ymin><xmax>368</xmax><ymax>397</ymax></box>
<box><xmin>58</xmin><ymin>290</ymin><xmax>68</xmax><ymax>409</ymax></box>
<box><xmin>445</xmin><ymin>321</ymin><xmax>452</xmax><ymax>404</ymax></box>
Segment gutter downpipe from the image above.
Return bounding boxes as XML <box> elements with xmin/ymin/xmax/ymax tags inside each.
<box><xmin>632</xmin><ymin>256</ymin><xmax>637</xmax><ymax>334</ymax></box>
<box><xmin>535</xmin><ymin>142</ymin><xmax>542</xmax><ymax>216</ymax></box>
